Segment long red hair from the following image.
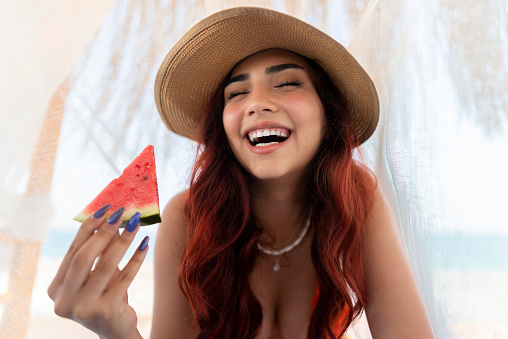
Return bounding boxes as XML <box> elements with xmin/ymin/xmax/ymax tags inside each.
<box><xmin>180</xmin><ymin>56</ymin><xmax>376</xmax><ymax>339</ymax></box>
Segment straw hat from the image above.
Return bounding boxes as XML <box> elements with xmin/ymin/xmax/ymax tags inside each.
<box><xmin>154</xmin><ymin>7</ymin><xmax>379</xmax><ymax>144</ymax></box>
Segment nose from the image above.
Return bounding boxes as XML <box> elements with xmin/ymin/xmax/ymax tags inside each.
<box><xmin>245</xmin><ymin>86</ymin><xmax>278</xmax><ymax>116</ymax></box>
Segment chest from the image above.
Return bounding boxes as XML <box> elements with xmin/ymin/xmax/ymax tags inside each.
<box><xmin>250</xmin><ymin>236</ymin><xmax>317</xmax><ymax>339</ymax></box>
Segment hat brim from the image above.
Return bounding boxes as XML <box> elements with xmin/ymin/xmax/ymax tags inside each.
<box><xmin>155</xmin><ymin>7</ymin><xmax>379</xmax><ymax>144</ymax></box>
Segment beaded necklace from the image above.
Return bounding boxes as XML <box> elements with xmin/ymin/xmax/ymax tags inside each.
<box><xmin>256</xmin><ymin>216</ymin><xmax>311</xmax><ymax>271</ymax></box>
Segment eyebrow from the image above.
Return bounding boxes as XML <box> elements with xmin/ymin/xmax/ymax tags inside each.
<box><xmin>225</xmin><ymin>63</ymin><xmax>305</xmax><ymax>87</ymax></box>
<box><xmin>266</xmin><ymin>63</ymin><xmax>304</xmax><ymax>74</ymax></box>
<box><xmin>225</xmin><ymin>73</ymin><xmax>248</xmax><ymax>87</ymax></box>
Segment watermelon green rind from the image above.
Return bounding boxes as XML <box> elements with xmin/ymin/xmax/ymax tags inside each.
<box><xmin>73</xmin><ymin>204</ymin><xmax>161</xmax><ymax>226</ymax></box>
<box><xmin>139</xmin><ymin>214</ymin><xmax>162</xmax><ymax>226</ymax></box>
<box><xmin>73</xmin><ymin>145</ymin><xmax>161</xmax><ymax>227</ymax></box>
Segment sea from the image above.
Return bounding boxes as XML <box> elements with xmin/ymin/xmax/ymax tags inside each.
<box><xmin>39</xmin><ymin>228</ymin><xmax>508</xmax><ymax>271</ymax></box>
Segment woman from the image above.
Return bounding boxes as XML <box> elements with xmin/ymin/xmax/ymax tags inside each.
<box><xmin>48</xmin><ymin>7</ymin><xmax>434</xmax><ymax>339</ymax></box>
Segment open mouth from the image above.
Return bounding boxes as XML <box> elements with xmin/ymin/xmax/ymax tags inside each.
<box><xmin>247</xmin><ymin>128</ymin><xmax>291</xmax><ymax>147</ymax></box>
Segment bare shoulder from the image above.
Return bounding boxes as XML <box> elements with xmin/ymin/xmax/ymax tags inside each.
<box><xmin>151</xmin><ymin>189</ymin><xmax>198</xmax><ymax>339</ymax></box>
<box><xmin>162</xmin><ymin>189</ymin><xmax>188</xmax><ymax>227</ymax></box>
<box><xmin>156</xmin><ymin>190</ymin><xmax>188</xmax><ymax>251</ymax></box>
<box><xmin>366</xmin><ymin>183</ymin><xmax>394</xmax><ymax>228</ymax></box>
<box><xmin>362</xmin><ymin>184</ymin><xmax>434</xmax><ymax>338</ymax></box>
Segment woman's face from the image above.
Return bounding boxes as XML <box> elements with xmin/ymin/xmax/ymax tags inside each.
<box><xmin>222</xmin><ymin>49</ymin><xmax>325</xmax><ymax>182</ymax></box>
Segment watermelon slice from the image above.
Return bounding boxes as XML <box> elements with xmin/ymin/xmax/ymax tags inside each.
<box><xmin>74</xmin><ymin>145</ymin><xmax>161</xmax><ymax>226</ymax></box>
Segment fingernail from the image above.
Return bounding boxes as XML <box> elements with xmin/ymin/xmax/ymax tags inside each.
<box><xmin>92</xmin><ymin>204</ymin><xmax>111</xmax><ymax>219</ymax></box>
<box><xmin>139</xmin><ymin>236</ymin><xmax>149</xmax><ymax>251</ymax></box>
<box><xmin>107</xmin><ymin>207</ymin><xmax>125</xmax><ymax>224</ymax></box>
<box><xmin>126</xmin><ymin>212</ymin><xmax>141</xmax><ymax>232</ymax></box>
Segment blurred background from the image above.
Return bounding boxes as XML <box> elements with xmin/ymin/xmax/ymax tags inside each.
<box><xmin>1</xmin><ymin>0</ymin><xmax>507</xmax><ymax>338</ymax></box>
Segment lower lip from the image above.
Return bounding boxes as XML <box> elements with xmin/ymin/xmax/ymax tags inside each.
<box><xmin>245</xmin><ymin>136</ymin><xmax>290</xmax><ymax>154</ymax></box>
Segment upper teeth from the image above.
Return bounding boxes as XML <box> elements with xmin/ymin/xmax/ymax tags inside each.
<box><xmin>248</xmin><ymin>129</ymin><xmax>289</xmax><ymax>142</ymax></box>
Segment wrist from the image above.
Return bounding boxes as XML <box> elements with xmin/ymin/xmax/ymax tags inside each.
<box><xmin>126</xmin><ymin>329</ymin><xmax>143</xmax><ymax>339</ymax></box>
<box><xmin>99</xmin><ymin>329</ymin><xmax>142</xmax><ymax>339</ymax></box>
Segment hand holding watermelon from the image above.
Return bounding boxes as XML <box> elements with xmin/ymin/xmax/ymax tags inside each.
<box><xmin>48</xmin><ymin>206</ymin><xmax>148</xmax><ymax>339</ymax></box>
<box><xmin>48</xmin><ymin>145</ymin><xmax>161</xmax><ymax>338</ymax></box>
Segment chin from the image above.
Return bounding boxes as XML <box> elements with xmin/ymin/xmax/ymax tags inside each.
<box><xmin>247</xmin><ymin>165</ymin><xmax>305</xmax><ymax>183</ymax></box>
<box><xmin>252</xmin><ymin>173</ymin><xmax>285</xmax><ymax>181</ymax></box>
<box><xmin>245</xmin><ymin>165</ymin><xmax>286</xmax><ymax>181</ymax></box>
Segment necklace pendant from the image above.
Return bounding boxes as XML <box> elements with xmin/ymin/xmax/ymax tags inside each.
<box><xmin>273</xmin><ymin>257</ymin><xmax>281</xmax><ymax>271</ymax></box>
<box><xmin>257</xmin><ymin>215</ymin><xmax>312</xmax><ymax>273</ymax></box>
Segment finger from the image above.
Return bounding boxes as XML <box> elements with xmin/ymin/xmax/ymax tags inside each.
<box><xmin>104</xmin><ymin>236</ymin><xmax>149</xmax><ymax>302</ymax></box>
<box><xmin>61</xmin><ymin>207</ymin><xmax>125</xmax><ymax>293</ymax></box>
<box><xmin>83</xmin><ymin>213</ymin><xmax>141</xmax><ymax>297</ymax></box>
<box><xmin>109</xmin><ymin>267</ymin><xmax>122</xmax><ymax>288</ymax></box>
<box><xmin>48</xmin><ymin>204</ymin><xmax>112</xmax><ymax>299</ymax></box>
<box><xmin>100</xmin><ymin>227</ymin><xmax>121</xmax><ymax>258</ymax></box>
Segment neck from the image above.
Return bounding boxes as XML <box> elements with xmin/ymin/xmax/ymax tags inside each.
<box><xmin>250</xmin><ymin>175</ymin><xmax>309</xmax><ymax>248</ymax></box>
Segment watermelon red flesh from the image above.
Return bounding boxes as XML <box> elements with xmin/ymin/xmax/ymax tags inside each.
<box><xmin>73</xmin><ymin>145</ymin><xmax>161</xmax><ymax>226</ymax></box>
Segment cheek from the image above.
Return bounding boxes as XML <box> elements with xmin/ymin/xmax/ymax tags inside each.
<box><xmin>222</xmin><ymin>109</ymin><xmax>248</xmax><ymax>168</ymax></box>
<box><xmin>222</xmin><ymin>108</ymin><xmax>243</xmax><ymax>151</ymax></box>
<box><xmin>287</xmin><ymin>94</ymin><xmax>325</xmax><ymax>129</ymax></box>
<box><xmin>222</xmin><ymin>108</ymin><xmax>236</xmax><ymax>138</ymax></box>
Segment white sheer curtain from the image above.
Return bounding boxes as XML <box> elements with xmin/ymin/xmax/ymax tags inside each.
<box><xmin>1</xmin><ymin>0</ymin><xmax>506</xmax><ymax>338</ymax></box>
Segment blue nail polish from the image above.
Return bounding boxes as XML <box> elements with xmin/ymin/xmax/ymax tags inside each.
<box><xmin>107</xmin><ymin>207</ymin><xmax>125</xmax><ymax>224</ymax></box>
<box><xmin>139</xmin><ymin>236</ymin><xmax>149</xmax><ymax>251</ymax></box>
<box><xmin>92</xmin><ymin>204</ymin><xmax>111</xmax><ymax>219</ymax></box>
<box><xmin>126</xmin><ymin>212</ymin><xmax>141</xmax><ymax>232</ymax></box>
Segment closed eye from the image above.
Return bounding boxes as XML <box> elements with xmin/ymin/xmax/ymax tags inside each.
<box><xmin>274</xmin><ymin>80</ymin><xmax>303</xmax><ymax>88</ymax></box>
<box><xmin>227</xmin><ymin>90</ymin><xmax>249</xmax><ymax>100</ymax></box>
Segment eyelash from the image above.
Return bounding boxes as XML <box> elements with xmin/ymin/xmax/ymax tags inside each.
<box><xmin>227</xmin><ymin>90</ymin><xmax>249</xmax><ymax>100</ymax></box>
<box><xmin>227</xmin><ymin>80</ymin><xmax>303</xmax><ymax>100</ymax></box>
<box><xmin>275</xmin><ymin>80</ymin><xmax>303</xmax><ymax>88</ymax></box>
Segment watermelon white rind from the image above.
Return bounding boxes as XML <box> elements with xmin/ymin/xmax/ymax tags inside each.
<box><xmin>73</xmin><ymin>145</ymin><xmax>161</xmax><ymax>227</ymax></box>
